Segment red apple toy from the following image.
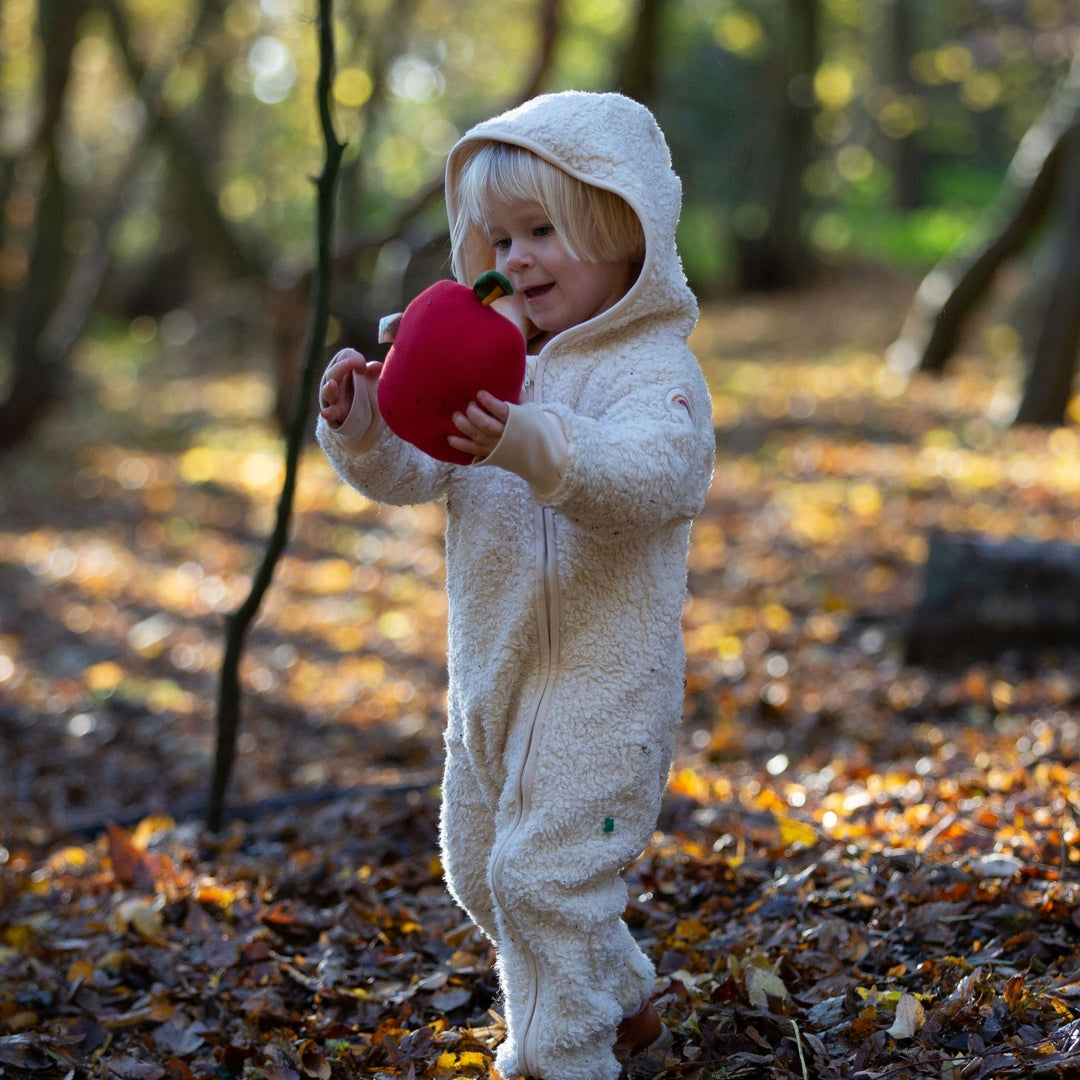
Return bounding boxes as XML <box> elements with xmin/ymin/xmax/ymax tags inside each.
<box><xmin>376</xmin><ymin>271</ymin><xmax>526</xmax><ymax>465</ymax></box>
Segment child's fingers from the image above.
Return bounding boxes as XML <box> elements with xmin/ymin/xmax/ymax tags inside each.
<box><xmin>324</xmin><ymin>349</ymin><xmax>368</xmax><ymax>385</ymax></box>
<box><xmin>320</xmin><ymin>377</ymin><xmax>339</xmax><ymax>408</ymax></box>
<box><xmin>451</xmin><ymin>410</ymin><xmax>477</xmax><ymax>437</ymax></box>
<box><xmin>466</xmin><ymin>400</ymin><xmax>505</xmax><ymax>434</ymax></box>
<box><xmin>474</xmin><ymin>390</ymin><xmax>510</xmax><ymax>421</ymax></box>
<box><xmin>328</xmin><ymin>346</ymin><xmax>365</xmax><ymax>367</ymax></box>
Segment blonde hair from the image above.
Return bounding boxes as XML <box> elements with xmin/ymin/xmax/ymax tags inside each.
<box><xmin>450</xmin><ymin>142</ymin><xmax>645</xmax><ymax>273</ymax></box>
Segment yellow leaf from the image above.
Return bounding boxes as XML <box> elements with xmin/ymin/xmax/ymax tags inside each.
<box><xmin>436</xmin><ymin>1049</ymin><xmax>487</xmax><ymax>1073</ymax></box>
<box><xmin>669</xmin><ymin>767</ymin><xmax>711</xmax><ymax>802</ymax></box>
<box><xmin>674</xmin><ymin>918</ymin><xmax>710</xmax><ymax>945</ymax></box>
<box><xmin>85</xmin><ymin>660</ymin><xmax>124</xmax><ymax>694</ymax></box>
<box><xmin>297</xmin><ymin>1039</ymin><xmax>332</xmax><ymax>1080</ymax></box>
<box><xmin>195</xmin><ymin>881</ymin><xmax>238</xmax><ymax>908</ymax></box>
<box><xmin>777</xmin><ymin>813</ymin><xmax>817</xmax><ymax>848</ymax></box>
<box><xmin>131</xmin><ymin>815</ymin><xmax>175</xmax><ymax>849</ymax></box>
<box><xmin>114</xmin><ymin>895</ymin><xmax>166</xmax><ymax>941</ymax></box>
<box><xmin>51</xmin><ymin>846</ymin><xmax>89</xmax><ymax>869</ymax></box>
<box><xmin>67</xmin><ymin>958</ymin><xmax>95</xmax><ymax>983</ymax></box>
<box><xmin>2</xmin><ymin>924</ymin><xmax>35</xmax><ymax>948</ymax></box>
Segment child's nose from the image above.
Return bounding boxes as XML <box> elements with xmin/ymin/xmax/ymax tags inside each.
<box><xmin>506</xmin><ymin>240</ymin><xmax>532</xmax><ymax>269</ymax></box>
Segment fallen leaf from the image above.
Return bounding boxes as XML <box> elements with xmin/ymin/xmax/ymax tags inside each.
<box><xmin>429</xmin><ymin>986</ymin><xmax>472</xmax><ymax>1012</ymax></box>
<box><xmin>151</xmin><ymin>1021</ymin><xmax>205</xmax><ymax>1056</ymax></box>
<box><xmin>887</xmin><ymin>993</ymin><xmax>925</xmax><ymax>1039</ymax></box>
<box><xmin>745</xmin><ymin>964</ymin><xmax>790</xmax><ymax>1010</ymax></box>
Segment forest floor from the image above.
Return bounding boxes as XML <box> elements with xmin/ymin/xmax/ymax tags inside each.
<box><xmin>5</xmin><ymin>264</ymin><xmax>1080</xmax><ymax>1078</ymax></box>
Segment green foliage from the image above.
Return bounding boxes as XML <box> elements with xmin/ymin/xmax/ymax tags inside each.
<box><xmin>831</xmin><ymin>203</ymin><xmax>982</xmax><ymax>269</ymax></box>
<box><xmin>658</xmin><ymin>0</ymin><xmax>1080</xmax><ymax>280</ymax></box>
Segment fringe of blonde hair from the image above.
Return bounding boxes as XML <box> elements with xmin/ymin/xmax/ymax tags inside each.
<box><xmin>450</xmin><ymin>142</ymin><xmax>645</xmax><ymax>269</ymax></box>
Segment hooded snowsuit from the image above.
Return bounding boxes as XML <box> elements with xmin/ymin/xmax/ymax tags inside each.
<box><xmin>317</xmin><ymin>91</ymin><xmax>715</xmax><ymax>1080</ymax></box>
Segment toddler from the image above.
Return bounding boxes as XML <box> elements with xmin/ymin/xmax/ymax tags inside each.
<box><xmin>317</xmin><ymin>91</ymin><xmax>715</xmax><ymax>1080</ymax></box>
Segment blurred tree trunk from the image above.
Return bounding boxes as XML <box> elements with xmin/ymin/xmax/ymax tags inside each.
<box><xmin>188</xmin><ymin>0</ymin><xmax>231</xmax><ymax>165</ymax></box>
<box><xmin>335</xmin><ymin>0</ymin><xmax>420</xmax><ymax>235</ymax></box>
<box><xmin>100</xmin><ymin>0</ymin><xmax>263</xmax><ymax>286</ymax></box>
<box><xmin>876</xmin><ymin>0</ymin><xmax>921</xmax><ymax>210</ymax></box>
<box><xmin>1014</xmin><ymin>123</ymin><xmax>1080</xmax><ymax>425</ymax></box>
<box><xmin>0</xmin><ymin>0</ymin><xmax>84</xmax><ymax>448</ymax></box>
<box><xmin>617</xmin><ymin>0</ymin><xmax>666</xmax><ymax>105</ymax></box>
<box><xmin>0</xmin><ymin>0</ymin><xmax>260</xmax><ymax>450</ymax></box>
<box><xmin>732</xmin><ymin>0</ymin><xmax>820</xmax><ymax>291</ymax></box>
<box><xmin>521</xmin><ymin>0</ymin><xmax>562</xmax><ymax>101</ymax></box>
<box><xmin>886</xmin><ymin>47</ymin><xmax>1080</xmax><ymax>388</ymax></box>
<box><xmin>147</xmin><ymin>0</ymin><xmax>232</xmax><ymax>309</ymax></box>
<box><xmin>34</xmin><ymin>0</ymin><xmax>225</xmax><ymax>358</ymax></box>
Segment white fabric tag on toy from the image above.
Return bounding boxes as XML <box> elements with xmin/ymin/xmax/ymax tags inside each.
<box><xmin>378</xmin><ymin>312</ymin><xmax>403</xmax><ymax>343</ymax></box>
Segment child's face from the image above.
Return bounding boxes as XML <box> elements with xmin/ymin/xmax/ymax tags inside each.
<box><xmin>486</xmin><ymin>201</ymin><xmax>636</xmax><ymax>339</ymax></box>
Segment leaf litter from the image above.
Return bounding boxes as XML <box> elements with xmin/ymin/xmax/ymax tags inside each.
<box><xmin>4</xmin><ymin>267</ymin><xmax>1080</xmax><ymax>1077</ymax></box>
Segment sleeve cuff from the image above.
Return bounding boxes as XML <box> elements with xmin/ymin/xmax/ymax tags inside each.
<box><xmin>478</xmin><ymin>402</ymin><xmax>568</xmax><ymax>501</ymax></box>
<box><xmin>322</xmin><ymin>372</ymin><xmax>380</xmax><ymax>452</ymax></box>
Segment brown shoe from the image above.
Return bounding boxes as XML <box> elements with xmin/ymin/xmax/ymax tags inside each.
<box><xmin>615</xmin><ymin>1001</ymin><xmax>662</xmax><ymax>1053</ymax></box>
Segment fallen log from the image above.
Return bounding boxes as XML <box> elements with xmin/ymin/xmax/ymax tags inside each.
<box><xmin>905</xmin><ymin>531</ymin><xmax>1080</xmax><ymax>665</ymax></box>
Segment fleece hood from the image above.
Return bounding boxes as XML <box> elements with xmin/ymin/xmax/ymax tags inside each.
<box><xmin>445</xmin><ymin>91</ymin><xmax>698</xmax><ymax>343</ymax></box>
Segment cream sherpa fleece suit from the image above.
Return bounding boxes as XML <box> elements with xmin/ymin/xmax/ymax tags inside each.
<box><xmin>317</xmin><ymin>91</ymin><xmax>715</xmax><ymax>1080</ymax></box>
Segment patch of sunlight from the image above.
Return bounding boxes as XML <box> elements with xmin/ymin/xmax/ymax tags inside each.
<box><xmin>377</xmin><ymin>610</ymin><xmax>413</xmax><ymax>641</ymax></box>
<box><xmin>158</xmin><ymin>375</ymin><xmax>275</xmax><ymax>422</ymax></box>
<box><xmin>815</xmin><ymin>62</ymin><xmax>856</xmax><ymax>110</ymax></box>
<box><xmin>239</xmin><ymin>451</ymin><xmax>285</xmax><ymax>497</ymax></box>
<box><xmin>713</xmin><ymin>10</ymin><xmax>766</xmax><ymax>58</ymax></box>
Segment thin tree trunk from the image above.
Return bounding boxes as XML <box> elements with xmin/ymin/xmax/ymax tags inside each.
<box><xmin>37</xmin><ymin>141</ymin><xmax>152</xmax><ymax>382</ymax></box>
<box><xmin>208</xmin><ymin>0</ymin><xmax>345</xmax><ymax>832</ymax></box>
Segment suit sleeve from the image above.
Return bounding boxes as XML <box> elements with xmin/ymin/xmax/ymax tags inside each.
<box><xmin>476</xmin><ymin>402</ymin><xmax>569</xmax><ymax>502</ymax></box>
<box><xmin>317</xmin><ymin>413</ymin><xmax>454</xmax><ymax>507</ymax></box>
<box><xmin>539</xmin><ymin>370</ymin><xmax>715</xmax><ymax>541</ymax></box>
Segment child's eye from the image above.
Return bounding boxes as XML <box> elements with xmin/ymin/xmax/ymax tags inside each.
<box><xmin>491</xmin><ymin>237</ymin><xmax>511</xmax><ymax>251</ymax></box>
<box><xmin>533</xmin><ymin>224</ymin><xmax>554</xmax><ymax>238</ymax></box>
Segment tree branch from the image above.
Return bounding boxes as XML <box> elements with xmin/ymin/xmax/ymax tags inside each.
<box><xmin>208</xmin><ymin>0</ymin><xmax>345</xmax><ymax>832</ymax></box>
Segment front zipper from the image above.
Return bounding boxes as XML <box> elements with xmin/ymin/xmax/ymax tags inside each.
<box><xmin>487</xmin><ymin>501</ymin><xmax>560</xmax><ymax>1078</ymax></box>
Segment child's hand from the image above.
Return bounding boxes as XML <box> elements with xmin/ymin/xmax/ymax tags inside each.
<box><xmin>320</xmin><ymin>348</ymin><xmax>381</xmax><ymax>428</ymax></box>
<box><xmin>449</xmin><ymin>390</ymin><xmax>510</xmax><ymax>460</ymax></box>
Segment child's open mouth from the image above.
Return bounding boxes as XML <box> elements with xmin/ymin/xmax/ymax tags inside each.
<box><xmin>523</xmin><ymin>284</ymin><xmax>554</xmax><ymax>302</ymax></box>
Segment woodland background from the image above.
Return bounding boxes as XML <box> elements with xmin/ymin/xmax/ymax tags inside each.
<box><xmin>6</xmin><ymin>1</ymin><xmax>1080</xmax><ymax>1078</ymax></box>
